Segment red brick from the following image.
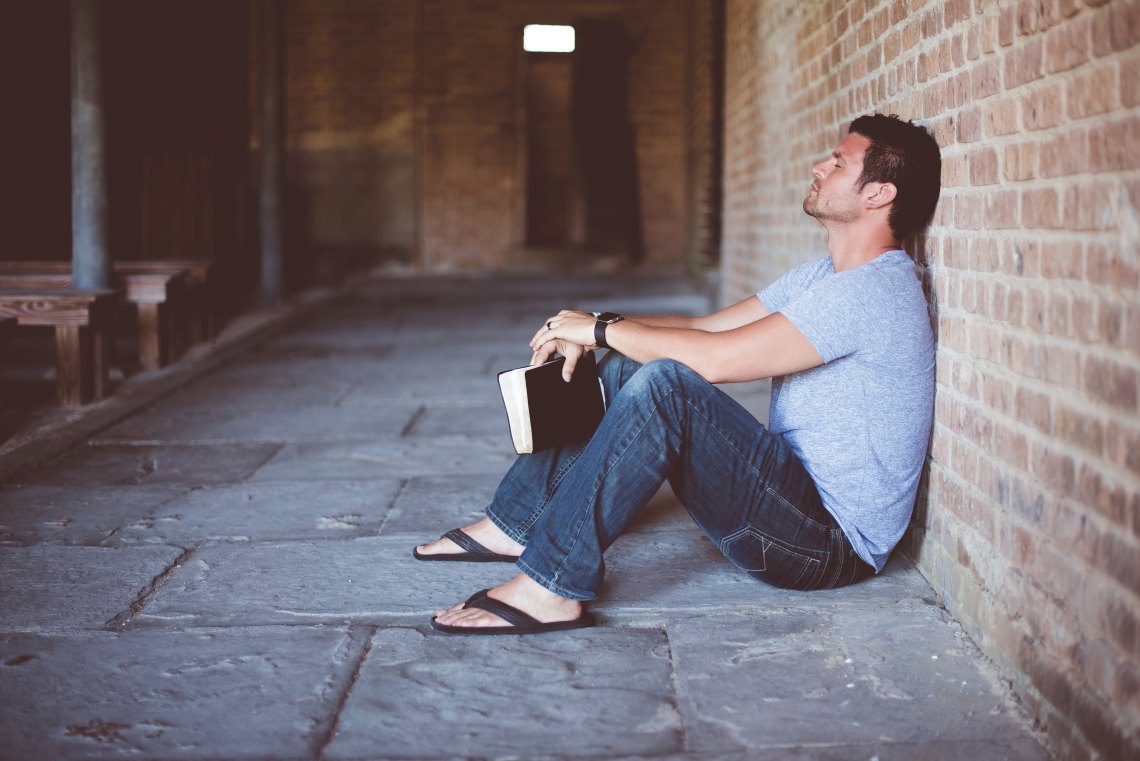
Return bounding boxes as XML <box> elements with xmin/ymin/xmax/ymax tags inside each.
<box><xmin>1086</xmin><ymin>242</ymin><xmax>1140</xmax><ymax>291</ymax></box>
<box><xmin>1040</xmin><ymin>128</ymin><xmax>1089</xmax><ymax>177</ymax></box>
<box><xmin>970</xmin><ymin>57</ymin><xmax>1003</xmax><ymax>100</ymax></box>
<box><xmin>1023</xmin><ymin>86</ymin><xmax>1065</xmax><ymax>130</ymax></box>
<box><xmin>984</xmin><ymin>188</ymin><xmax>1019</xmax><ymax>228</ymax></box>
<box><xmin>982</xmin><ymin>96</ymin><xmax>1020</xmax><ymax>136</ymax></box>
<box><xmin>992</xmin><ymin>421</ymin><xmax>1029</xmax><ymax>469</ymax></box>
<box><xmin>1063</xmin><ymin>181</ymin><xmax>1116</xmax><ymax>230</ymax></box>
<box><xmin>1040</xmin><ymin>240</ymin><xmax>1083</xmax><ymax>279</ymax></box>
<box><xmin>1044</xmin><ymin>15</ymin><xmax>1091</xmax><ymax>73</ymax></box>
<box><xmin>1124</xmin><ymin>50</ymin><xmax>1140</xmax><ymax>107</ymax></box>
<box><xmin>1075</xmin><ymin>463</ymin><xmax>1128</xmax><ymax>525</ymax></box>
<box><xmin>1055</xmin><ymin>401</ymin><xmax>1106</xmax><ymax>455</ymax></box>
<box><xmin>1015</xmin><ymin>386</ymin><xmax>1052</xmax><ymax>433</ymax></box>
<box><xmin>1108</xmin><ymin>0</ymin><xmax>1140</xmax><ymax>53</ymax></box>
<box><xmin>1089</xmin><ymin>116</ymin><xmax>1140</xmax><ymax>172</ymax></box>
<box><xmin>969</xmin><ymin>147</ymin><xmax>1000</xmax><ymax>185</ymax></box>
<box><xmin>955</xmin><ymin>192</ymin><xmax>984</xmax><ymax>227</ymax></box>
<box><xmin>1040</xmin><ymin>344</ymin><xmax>1082</xmax><ymax>389</ymax></box>
<box><xmin>999</xmin><ymin>5</ymin><xmax>1016</xmax><ymax>45</ymax></box>
<box><xmin>1002</xmin><ymin>141</ymin><xmax>1039</xmax><ymax>180</ymax></box>
<box><xmin>1022</xmin><ymin>187</ymin><xmax>1061</xmax><ymax>229</ymax></box>
<box><xmin>1016</xmin><ymin>0</ymin><xmax>1041</xmax><ymax>35</ymax></box>
<box><xmin>1082</xmin><ymin>354</ymin><xmax>1139</xmax><ymax>411</ymax></box>
<box><xmin>1010</xmin><ymin>40</ymin><xmax>1048</xmax><ymax>91</ymax></box>
<box><xmin>1067</xmin><ymin>64</ymin><xmax>1119</xmax><ymax>119</ymax></box>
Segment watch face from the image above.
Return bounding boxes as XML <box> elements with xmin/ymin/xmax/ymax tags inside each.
<box><xmin>598</xmin><ymin>312</ymin><xmax>624</xmax><ymax>323</ymax></box>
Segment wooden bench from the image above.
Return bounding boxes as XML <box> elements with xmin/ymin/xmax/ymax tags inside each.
<box><xmin>0</xmin><ymin>259</ymin><xmax>215</xmax><ymax>351</ymax></box>
<box><xmin>0</xmin><ymin>267</ymin><xmax>189</xmax><ymax>371</ymax></box>
<box><xmin>0</xmin><ymin>289</ymin><xmax>118</xmax><ymax>405</ymax></box>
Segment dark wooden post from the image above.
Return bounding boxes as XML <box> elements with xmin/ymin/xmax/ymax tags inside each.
<box><xmin>258</xmin><ymin>0</ymin><xmax>285</xmax><ymax>306</ymax></box>
<box><xmin>70</xmin><ymin>0</ymin><xmax>111</xmax><ymax>290</ymax></box>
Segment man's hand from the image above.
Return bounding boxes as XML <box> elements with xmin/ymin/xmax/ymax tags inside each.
<box><xmin>530</xmin><ymin>310</ymin><xmax>599</xmax><ymax>382</ymax></box>
<box><xmin>530</xmin><ymin>336</ymin><xmax>590</xmax><ymax>382</ymax></box>
<box><xmin>531</xmin><ymin>310</ymin><xmax>598</xmax><ymax>359</ymax></box>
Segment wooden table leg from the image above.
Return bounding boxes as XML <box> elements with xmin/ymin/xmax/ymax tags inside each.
<box><xmin>137</xmin><ymin>302</ymin><xmax>163</xmax><ymax>370</ymax></box>
<box><xmin>55</xmin><ymin>325</ymin><xmax>95</xmax><ymax>406</ymax></box>
<box><xmin>93</xmin><ymin>321</ymin><xmax>112</xmax><ymax>398</ymax></box>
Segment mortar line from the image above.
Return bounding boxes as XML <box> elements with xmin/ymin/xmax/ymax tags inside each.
<box><xmin>315</xmin><ymin>623</ymin><xmax>377</xmax><ymax>760</ymax></box>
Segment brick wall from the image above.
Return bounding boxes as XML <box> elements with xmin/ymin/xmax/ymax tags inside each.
<box><xmin>282</xmin><ymin>0</ymin><xmax>691</xmax><ymax>272</ymax></box>
<box><xmin>721</xmin><ymin>1</ymin><xmax>1139</xmax><ymax>758</ymax></box>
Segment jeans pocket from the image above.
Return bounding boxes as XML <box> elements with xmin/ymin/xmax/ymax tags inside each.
<box><xmin>721</xmin><ymin>526</ymin><xmax>823</xmax><ymax>590</ymax></box>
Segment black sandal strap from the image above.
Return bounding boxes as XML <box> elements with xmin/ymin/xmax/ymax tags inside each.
<box><xmin>459</xmin><ymin>589</ymin><xmax>541</xmax><ymax>628</ymax></box>
<box><xmin>442</xmin><ymin>528</ymin><xmax>497</xmax><ymax>557</ymax></box>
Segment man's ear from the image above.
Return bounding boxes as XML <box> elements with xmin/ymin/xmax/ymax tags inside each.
<box><xmin>865</xmin><ymin>182</ymin><xmax>897</xmax><ymax>209</ymax></box>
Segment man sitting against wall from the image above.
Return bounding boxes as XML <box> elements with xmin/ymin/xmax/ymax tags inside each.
<box><xmin>415</xmin><ymin>113</ymin><xmax>942</xmax><ymax>635</ymax></box>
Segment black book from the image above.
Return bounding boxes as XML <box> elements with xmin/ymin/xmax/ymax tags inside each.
<box><xmin>497</xmin><ymin>351</ymin><xmax>607</xmax><ymax>454</ymax></box>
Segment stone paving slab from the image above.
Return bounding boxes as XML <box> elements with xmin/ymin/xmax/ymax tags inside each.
<box><xmin>16</xmin><ymin>444</ymin><xmax>280</xmax><ymax>486</ymax></box>
<box><xmin>249</xmin><ymin>436</ymin><xmax>517</xmax><ymax>482</ymax></box>
<box><xmin>136</xmin><ymin>376</ymin><xmax>359</xmax><ymax>410</ymax></box>
<box><xmin>600</xmin><ymin>530</ymin><xmax>935</xmax><ymax>622</ymax></box>
<box><xmin>380</xmin><ymin>474</ymin><xmax>501</xmax><ymax>535</ymax></box>
<box><xmin>383</xmin><ymin>476</ymin><xmax>689</xmax><ymax>538</ymax></box>
<box><xmin>0</xmin><ymin>484</ymin><xmax>188</xmax><ymax>546</ymax></box>
<box><xmin>667</xmin><ymin>610</ymin><xmax>1040</xmax><ymax>755</ymax></box>
<box><xmin>132</xmin><ymin>528</ymin><xmax>924</xmax><ymax>630</ymax></box>
<box><xmin>324</xmin><ymin>625</ymin><xmax>681</xmax><ymax>760</ymax></box>
<box><xmin>0</xmin><ymin>625</ymin><xmax>355</xmax><ymax>760</ymax></box>
<box><xmin>408</xmin><ymin>403</ymin><xmax>510</xmax><ymax>437</ymax></box>
<box><xmin>133</xmin><ymin>537</ymin><xmax>510</xmax><ymax>627</ymax></box>
<box><xmin>0</xmin><ymin>545</ymin><xmax>183</xmax><ymax>631</ymax></box>
<box><xmin>94</xmin><ymin>403</ymin><xmax>422</xmax><ymax>445</ymax></box>
<box><xmin>603</xmin><ymin>738</ymin><xmax>1047</xmax><ymax>760</ymax></box>
<box><xmin>111</xmin><ymin>478</ymin><xmax>403</xmax><ymax>545</ymax></box>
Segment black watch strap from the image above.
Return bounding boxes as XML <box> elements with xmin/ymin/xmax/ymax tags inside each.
<box><xmin>593</xmin><ymin>312</ymin><xmax>624</xmax><ymax>349</ymax></box>
<box><xmin>594</xmin><ymin>319</ymin><xmax>610</xmax><ymax>348</ymax></box>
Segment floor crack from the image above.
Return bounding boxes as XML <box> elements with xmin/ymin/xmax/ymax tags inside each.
<box><xmin>104</xmin><ymin>546</ymin><xmax>196</xmax><ymax>631</ymax></box>
<box><xmin>316</xmin><ymin>624</ymin><xmax>376</xmax><ymax>760</ymax></box>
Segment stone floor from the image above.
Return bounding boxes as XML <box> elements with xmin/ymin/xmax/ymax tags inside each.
<box><xmin>0</xmin><ymin>273</ymin><xmax>1050</xmax><ymax>760</ymax></box>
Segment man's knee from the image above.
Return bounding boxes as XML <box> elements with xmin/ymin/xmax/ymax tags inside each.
<box><xmin>627</xmin><ymin>358</ymin><xmax>701</xmax><ymax>395</ymax></box>
<box><xmin>598</xmin><ymin>351</ymin><xmax>641</xmax><ymax>393</ymax></box>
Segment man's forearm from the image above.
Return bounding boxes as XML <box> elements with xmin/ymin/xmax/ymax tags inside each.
<box><xmin>628</xmin><ymin>314</ymin><xmax>700</xmax><ymax>329</ymax></box>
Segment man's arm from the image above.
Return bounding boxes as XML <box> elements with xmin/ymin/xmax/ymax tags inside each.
<box><xmin>602</xmin><ymin>313</ymin><xmax>822</xmax><ymax>383</ymax></box>
<box><xmin>533</xmin><ymin>303</ymin><xmax>822</xmax><ymax>385</ymax></box>
<box><xmin>632</xmin><ymin>295</ymin><xmax>769</xmax><ymax>332</ymax></box>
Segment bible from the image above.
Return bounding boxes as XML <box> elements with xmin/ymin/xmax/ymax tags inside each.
<box><xmin>497</xmin><ymin>351</ymin><xmax>607</xmax><ymax>454</ymax></box>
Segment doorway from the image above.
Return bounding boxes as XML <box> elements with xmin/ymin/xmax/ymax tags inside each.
<box><xmin>524</xmin><ymin>52</ymin><xmax>579</xmax><ymax>248</ymax></box>
<box><xmin>519</xmin><ymin>20</ymin><xmax>641</xmax><ymax>264</ymax></box>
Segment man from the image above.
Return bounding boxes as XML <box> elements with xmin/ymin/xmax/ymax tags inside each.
<box><xmin>416</xmin><ymin>113</ymin><xmax>941</xmax><ymax>635</ymax></box>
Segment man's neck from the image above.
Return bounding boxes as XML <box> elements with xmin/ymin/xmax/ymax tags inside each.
<box><xmin>825</xmin><ymin>227</ymin><xmax>901</xmax><ymax>272</ymax></box>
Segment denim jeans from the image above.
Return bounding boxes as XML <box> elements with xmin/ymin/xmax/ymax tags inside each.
<box><xmin>485</xmin><ymin>352</ymin><xmax>874</xmax><ymax>600</ymax></box>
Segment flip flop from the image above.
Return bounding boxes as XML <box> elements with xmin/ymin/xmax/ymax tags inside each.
<box><xmin>431</xmin><ymin>589</ymin><xmax>596</xmax><ymax>635</ymax></box>
<box><xmin>412</xmin><ymin>528</ymin><xmax>519</xmax><ymax>563</ymax></box>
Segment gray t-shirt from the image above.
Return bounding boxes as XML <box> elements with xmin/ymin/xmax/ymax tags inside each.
<box><xmin>757</xmin><ymin>249</ymin><xmax>934</xmax><ymax>571</ymax></box>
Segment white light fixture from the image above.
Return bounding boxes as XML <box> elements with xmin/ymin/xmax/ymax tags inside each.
<box><xmin>523</xmin><ymin>24</ymin><xmax>575</xmax><ymax>53</ymax></box>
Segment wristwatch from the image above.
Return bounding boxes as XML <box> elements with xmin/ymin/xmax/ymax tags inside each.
<box><xmin>593</xmin><ymin>311</ymin><xmax>625</xmax><ymax>349</ymax></box>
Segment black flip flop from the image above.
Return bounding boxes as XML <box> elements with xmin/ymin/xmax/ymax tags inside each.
<box><xmin>412</xmin><ymin>528</ymin><xmax>519</xmax><ymax>563</ymax></box>
<box><xmin>431</xmin><ymin>589</ymin><xmax>596</xmax><ymax>635</ymax></box>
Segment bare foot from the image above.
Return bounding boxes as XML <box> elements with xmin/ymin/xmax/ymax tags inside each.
<box><xmin>415</xmin><ymin>517</ymin><xmax>525</xmax><ymax>558</ymax></box>
<box><xmin>434</xmin><ymin>573</ymin><xmax>583</xmax><ymax>629</ymax></box>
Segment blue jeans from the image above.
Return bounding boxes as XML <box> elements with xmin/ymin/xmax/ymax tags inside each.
<box><xmin>485</xmin><ymin>352</ymin><xmax>874</xmax><ymax>600</ymax></box>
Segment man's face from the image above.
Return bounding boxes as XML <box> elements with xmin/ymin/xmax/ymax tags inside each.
<box><xmin>802</xmin><ymin>132</ymin><xmax>871</xmax><ymax>224</ymax></box>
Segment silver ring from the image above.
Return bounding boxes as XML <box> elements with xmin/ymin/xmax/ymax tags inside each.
<box><xmin>547</xmin><ymin>321</ymin><xmax>553</xmax><ymax>330</ymax></box>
